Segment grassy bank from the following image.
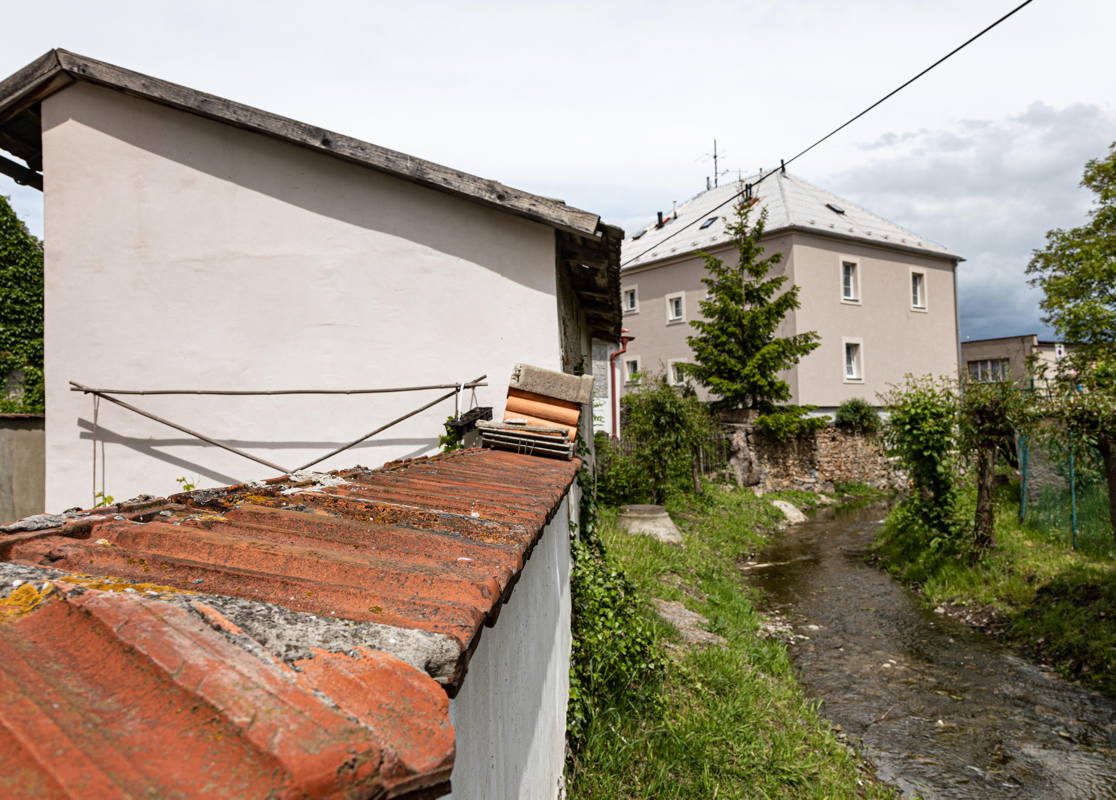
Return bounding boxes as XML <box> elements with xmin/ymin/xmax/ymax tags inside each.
<box><xmin>567</xmin><ymin>488</ymin><xmax>895</xmax><ymax>800</ymax></box>
<box><xmin>875</xmin><ymin>487</ymin><xmax>1116</xmax><ymax>695</ymax></box>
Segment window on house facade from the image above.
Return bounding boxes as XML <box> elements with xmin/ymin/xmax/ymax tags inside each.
<box><xmin>624</xmin><ymin>357</ymin><xmax>641</xmax><ymax>384</ymax></box>
<box><xmin>967</xmin><ymin>358</ymin><xmax>1010</xmax><ymax>382</ymax></box>
<box><xmin>666</xmin><ymin>292</ymin><xmax>684</xmax><ymax>323</ymax></box>
<box><xmin>844</xmin><ymin>341</ymin><xmax>863</xmax><ymax>381</ymax></box>
<box><xmin>911</xmin><ymin>271</ymin><xmax>926</xmax><ymax>309</ymax></box>
<box><xmin>623</xmin><ymin>286</ymin><xmax>638</xmax><ymax>313</ymax></box>
<box><xmin>841</xmin><ymin>260</ymin><xmax>860</xmax><ymax>302</ymax></box>
<box><xmin>668</xmin><ymin>359</ymin><xmax>688</xmax><ymax>386</ymax></box>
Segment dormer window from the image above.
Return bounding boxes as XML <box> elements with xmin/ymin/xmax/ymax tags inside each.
<box><xmin>699</xmin><ymin>216</ymin><xmax>718</xmax><ymax>229</ymax></box>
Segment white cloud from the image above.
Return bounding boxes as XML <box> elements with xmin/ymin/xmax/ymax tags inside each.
<box><xmin>822</xmin><ymin>102</ymin><xmax>1115</xmax><ymax>340</ymax></box>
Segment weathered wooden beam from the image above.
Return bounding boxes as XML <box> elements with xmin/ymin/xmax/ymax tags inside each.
<box><xmin>18</xmin><ymin>49</ymin><xmax>599</xmax><ymax>238</ymax></box>
<box><xmin>0</xmin><ymin>154</ymin><xmax>42</xmax><ymax>190</ymax></box>
<box><xmin>0</xmin><ymin>51</ymin><xmax>70</xmax><ymax>125</ymax></box>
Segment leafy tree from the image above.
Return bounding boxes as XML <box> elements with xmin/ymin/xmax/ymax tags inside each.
<box><xmin>959</xmin><ymin>378</ymin><xmax>1028</xmax><ymax>550</ymax></box>
<box><xmin>1027</xmin><ymin>143</ymin><xmax>1116</xmax><ymax>541</ymax></box>
<box><xmin>682</xmin><ymin>192</ymin><xmax>822</xmax><ymax>436</ymax></box>
<box><xmin>0</xmin><ymin>196</ymin><xmax>43</xmax><ymax>413</ymax></box>
<box><xmin>1026</xmin><ymin>141</ymin><xmax>1116</xmax><ymax>356</ymax></box>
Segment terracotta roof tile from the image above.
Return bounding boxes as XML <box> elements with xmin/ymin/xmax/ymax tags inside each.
<box><xmin>0</xmin><ymin>447</ymin><xmax>580</xmax><ymax>799</ymax></box>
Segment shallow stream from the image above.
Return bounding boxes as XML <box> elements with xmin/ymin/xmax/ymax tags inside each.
<box><xmin>744</xmin><ymin>503</ymin><xmax>1116</xmax><ymax>799</ymax></box>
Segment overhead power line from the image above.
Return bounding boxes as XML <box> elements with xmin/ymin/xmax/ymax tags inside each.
<box><xmin>621</xmin><ymin>0</ymin><xmax>1038</xmax><ymax>268</ymax></box>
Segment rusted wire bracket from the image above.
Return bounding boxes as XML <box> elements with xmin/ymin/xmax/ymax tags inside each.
<box><xmin>69</xmin><ymin>376</ymin><xmax>487</xmax><ymax>477</ymax></box>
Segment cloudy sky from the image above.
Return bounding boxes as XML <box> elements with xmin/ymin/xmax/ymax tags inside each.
<box><xmin>2</xmin><ymin>0</ymin><xmax>1113</xmax><ymax>339</ymax></box>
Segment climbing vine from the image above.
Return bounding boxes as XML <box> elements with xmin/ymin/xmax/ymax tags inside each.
<box><xmin>567</xmin><ymin>449</ymin><xmax>665</xmax><ymax>753</ymax></box>
<box><xmin>0</xmin><ymin>196</ymin><xmax>43</xmax><ymax>414</ymax></box>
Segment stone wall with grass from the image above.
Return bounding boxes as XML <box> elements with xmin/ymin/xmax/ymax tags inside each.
<box><xmin>726</xmin><ymin>423</ymin><xmax>901</xmax><ymax>492</ymax></box>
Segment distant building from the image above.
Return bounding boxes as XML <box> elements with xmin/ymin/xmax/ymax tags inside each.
<box><xmin>961</xmin><ymin>334</ymin><xmax>1069</xmax><ymax>387</ymax></box>
<box><xmin>611</xmin><ymin>172</ymin><xmax>963</xmax><ymax>417</ymax></box>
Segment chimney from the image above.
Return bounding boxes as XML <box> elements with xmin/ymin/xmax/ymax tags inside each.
<box><xmin>656</xmin><ymin>211</ymin><xmax>664</xmax><ymax>227</ymax></box>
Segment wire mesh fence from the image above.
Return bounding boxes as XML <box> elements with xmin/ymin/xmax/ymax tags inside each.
<box><xmin>1017</xmin><ymin>433</ymin><xmax>1114</xmax><ymax>557</ymax></box>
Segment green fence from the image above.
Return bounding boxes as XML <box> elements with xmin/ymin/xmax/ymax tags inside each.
<box><xmin>1017</xmin><ymin>433</ymin><xmax>1113</xmax><ymax>556</ymax></box>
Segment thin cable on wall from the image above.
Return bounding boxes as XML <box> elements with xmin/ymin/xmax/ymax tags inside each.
<box><xmin>620</xmin><ymin>0</ymin><xmax>1038</xmax><ymax>268</ymax></box>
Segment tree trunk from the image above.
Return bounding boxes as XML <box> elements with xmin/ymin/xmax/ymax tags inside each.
<box><xmin>1098</xmin><ymin>435</ymin><xmax>1116</xmax><ymax>544</ymax></box>
<box><xmin>973</xmin><ymin>443</ymin><xmax>997</xmax><ymax>551</ymax></box>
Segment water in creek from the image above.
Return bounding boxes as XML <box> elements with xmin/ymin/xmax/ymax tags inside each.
<box><xmin>743</xmin><ymin>502</ymin><xmax>1116</xmax><ymax>799</ymax></box>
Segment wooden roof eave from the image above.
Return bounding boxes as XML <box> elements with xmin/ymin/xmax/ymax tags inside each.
<box><xmin>0</xmin><ymin>49</ymin><xmax>602</xmax><ymax>239</ymax></box>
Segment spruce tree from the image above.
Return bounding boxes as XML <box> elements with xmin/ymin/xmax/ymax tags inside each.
<box><xmin>682</xmin><ymin>191</ymin><xmax>821</xmax><ymax>433</ymax></box>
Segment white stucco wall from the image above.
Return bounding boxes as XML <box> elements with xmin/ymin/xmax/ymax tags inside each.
<box><xmin>41</xmin><ymin>82</ymin><xmax>563</xmax><ymax>509</ymax></box>
<box><xmin>447</xmin><ymin>490</ymin><xmax>574</xmax><ymax>800</ymax></box>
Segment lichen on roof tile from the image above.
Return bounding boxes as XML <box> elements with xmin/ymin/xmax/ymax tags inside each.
<box><xmin>0</xmin><ymin>447</ymin><xmax>579</xmax><ymax>799</ymax></box>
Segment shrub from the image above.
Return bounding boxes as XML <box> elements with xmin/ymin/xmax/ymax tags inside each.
<box><xmin>881</xmin><ymin>375</ymin><xmax>964</xmax><ymax>547</ymax></box>
<box><xmin>834</xmin><ymin>397</ymin><xmax>880</xmax><ymax>433</ymax></box>
<box><xmin>753</xmin><ymin>405</ymin><xmax>829</xmax><ymax>440</ymax></box>
<box><xmin>609</xmin><ymin>374</ymin><xmax>715</xmax><ymax>504</ymax></box>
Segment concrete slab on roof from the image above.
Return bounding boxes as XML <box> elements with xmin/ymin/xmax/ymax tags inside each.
<box><xmin>621</xmin><ymin>171</ymin><xmax>961</xmax><ymax>268</ymax></box>
<box><xmin>0</xmin><ymin>447</ymin><xmax>580</xmax><ymax>799</ymax></box>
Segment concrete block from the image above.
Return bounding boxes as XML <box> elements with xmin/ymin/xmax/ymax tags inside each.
<box><xmin>618</xmin><ymin>504</ymin><xmax>682</xmax><ymax>545</ymax></box>
<box><xmin>509</xmin><ymin>363</ymin><xmax>593</xmax><ymax>405</ymax></box>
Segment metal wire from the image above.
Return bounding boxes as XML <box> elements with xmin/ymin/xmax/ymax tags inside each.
<box><xmin>621</xmin><ymin>0</ymin><xmax>1038</xmax><ymax>268</ymax></box>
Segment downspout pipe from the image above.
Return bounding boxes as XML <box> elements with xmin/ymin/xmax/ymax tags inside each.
<box><xmin>608</xmin><ymin>330</ymin><xmax>635</xmax><ymax>440</ymax></box>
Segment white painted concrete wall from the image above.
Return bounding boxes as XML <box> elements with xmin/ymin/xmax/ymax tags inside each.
<box><xmin>41</xmin><ymin>82</ymin><xmax>563</xmax><ymax>509</ymax></box>
<box><xmin>447</xmin><ymin>490</ymin><xmax>574</xmax><ymax>800</ymax></box>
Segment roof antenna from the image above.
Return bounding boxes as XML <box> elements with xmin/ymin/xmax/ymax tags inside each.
<box><xmin>701</xmin><ymin>139</ymin><xmax>728</xmax><ymax>190</ymax></box>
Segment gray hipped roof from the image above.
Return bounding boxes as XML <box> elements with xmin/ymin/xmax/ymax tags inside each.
<box><xmin>622</xmin><ymin>172</ymin><xmax>960</xmax><ymax>268</ymax></box>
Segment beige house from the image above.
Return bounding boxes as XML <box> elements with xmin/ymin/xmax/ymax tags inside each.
<box><xmin>961</xmin><ymin>334</ymin><xmax>1068</xmax><ymax>387</ymax></box>
<box><xmin>615</xmin><ymin>172</ymin><xmax>962</xmax><ymax>416</ymax></box>
<box><xmin>0</xmin><ymin>49</ymin><xmax>620</xmax><ymax>511</ymax></box>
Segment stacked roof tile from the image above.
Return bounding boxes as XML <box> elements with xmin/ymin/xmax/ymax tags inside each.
<box><xmin>0</xmin><ymin>447</ymin><xmax>580</xmax><ymax>799</ymax></box>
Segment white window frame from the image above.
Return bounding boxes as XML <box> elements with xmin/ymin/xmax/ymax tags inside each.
<box><xmin>842</xmin><ymin>337</ymin><xmax>864</xmax><ymax>382</ymax></box>
<box><xmin>667</xmin><ymin>359</ymin><xmax>688</xmax><ymax>386</ymax></box>
<box><xmin>622</xmin><ymin>285</ymin><xmax>639</xmax><ymax>315</ymax></box>
<box><xmin>967</xmin><ymin>358</ymin><xmax>1010</xmax><ymax>382</ymax></box>
<box><xmin>624</xmin><ymin>356</ymin><xmax>642</xmax><ymax>384</ymax></box>
<box><xmin>665</xmin><ymin>292</ymin><xmax>685</xmax><ymax>324</ymax></box>
<box><xmin>910</xmin><ymin>269</ymin><xmax>927</xmax><ymax>311</ymax></box>
<box><xmin>840</xmin><ymin>258</ymin><xmax>861</xmax><ymax>304</ymax></box>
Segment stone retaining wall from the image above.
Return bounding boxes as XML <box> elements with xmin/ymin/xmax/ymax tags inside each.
<box><xmin>726</xmin><ymin>423</ymin><xmax>902</xmax><ymax>492</ymax></box>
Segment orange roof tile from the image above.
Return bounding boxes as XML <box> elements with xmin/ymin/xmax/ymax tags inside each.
<box><xmin>0</xmin><ymin>447</ymin><xmax>580</xmax><ymax>799</ymax></box>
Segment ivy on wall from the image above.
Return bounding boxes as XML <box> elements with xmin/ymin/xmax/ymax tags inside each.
<box><xmin>0</xmin><ymin>196</ymin><xmax>44</xmax><ymax>413</ymax></box>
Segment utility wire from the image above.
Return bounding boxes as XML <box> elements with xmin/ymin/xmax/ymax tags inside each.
<box><xmin>621</xmin><ymin>0</ymin><xmax>1038</xmax><ymax>268</ymax></box>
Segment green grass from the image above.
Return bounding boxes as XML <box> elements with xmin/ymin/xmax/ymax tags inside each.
<box><xmin>875</xmin><ymin>486</ymin><xmax>1116</xmax><ymax>695</ymax></box>
<box><xmin>567</xmin><ymin>488</ymin><xmax>896</xmax><ymax>800</ymax></box>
